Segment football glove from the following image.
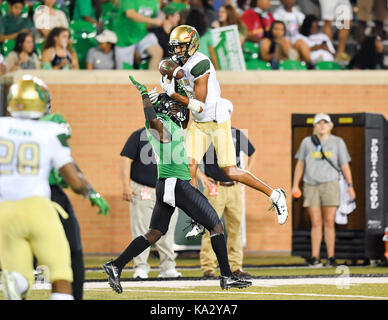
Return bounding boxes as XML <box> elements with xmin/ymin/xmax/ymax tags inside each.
<box><xmin>148</xmin><ymin>87</ymin><xmax>159</xmax><ymax>105</ymax></box>
<box><xmin>129</xmin><ymin>75</ymin><xmax>148</xmax><ymax>96</ymax></box>
<box><xmin>88</xmin><ymin>189</ymin><xmax>110</xmax><ymax>216</ymax></box>
<box><xmin>160</xmin><ymin>75</ymin><xmax>175</xmax><ymax>97</ymax></box>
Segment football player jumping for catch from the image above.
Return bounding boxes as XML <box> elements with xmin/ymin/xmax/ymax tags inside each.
<box><xmin>159</xmin><ymin>25</ymin><xmax>288</xmax><ymax>238</ymax></box>
<box><xmin>103</xmin><ymin>75</ymin><xmax>252</xmax><ymax>292</ymax></box>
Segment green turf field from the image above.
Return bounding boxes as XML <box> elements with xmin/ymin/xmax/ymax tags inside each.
<box><xmin>2</xmin><ymin>254</ymin><xmax>388</xmax><ymax>300</ymax></box>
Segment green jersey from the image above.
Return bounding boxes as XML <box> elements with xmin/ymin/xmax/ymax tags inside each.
<box><xmin>145</xmin><ymin>114</ymin><xmax>191</xmax><ymax>181</ymax></box>
<box><xmin>113</xmin><ymin>0</ymin><xmax>159</xmax><ymax>47</ymax></box>
<box><xmin>40</xmin><ymin>113</ymin><xmax>71</xmax><ymax>187</ymax></box>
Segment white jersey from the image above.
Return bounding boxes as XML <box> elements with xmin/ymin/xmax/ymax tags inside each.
<box><xmin>177</xmin><ymin>51</ymin><xmax>230</xmax><ymax>123</ymax></box>
<box><xmin>0</xmin><ymin>117</ymin><xmax>73</xmax><ymax>202</ymax></box>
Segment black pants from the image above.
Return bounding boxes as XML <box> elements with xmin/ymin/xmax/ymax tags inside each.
<box><xmin>50</xmin><ymin>184</ymin><xmax>85</xmax><ymax>300</ymax></box>
<box><xmin>150</xmin><ymin>178</ymin><xmax>221</xmax><ymax>234</ymax></box>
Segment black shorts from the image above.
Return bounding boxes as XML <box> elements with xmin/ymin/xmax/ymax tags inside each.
<box><xmin>50</xmin><ymin>184</ymin><xmax>83</xmax><ymax>253</ymax></box>
<box><xmin>149</xmin><ymin>178</ymin><xmax>221</xmax><ymax>234</ymax></box>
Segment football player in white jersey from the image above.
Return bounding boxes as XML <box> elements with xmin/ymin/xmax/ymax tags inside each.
<box><xmin>159</xmin><ymin>25</ymin><xmax>289</xmax><ymax>229</ymax></box>
<box><xmin>0</xmin><ymin>75</ymin><xmax>90</xmax><ymax>300</ymax></box>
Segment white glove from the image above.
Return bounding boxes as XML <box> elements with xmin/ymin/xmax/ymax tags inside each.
<box><xmin>148</xmin><ymin>87</ymin><xmax>159</xmax><ymax>104</ymax></box>
<box><xmin>160</xmin><ymin>75</ymin><xmax>175</xmax><ymax>97</ymax></box>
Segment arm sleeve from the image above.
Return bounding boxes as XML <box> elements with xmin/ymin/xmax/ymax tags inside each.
<box><xmin>190</xmin><ymin>59</ymin><xmax>211</xmax><ymax>80</ymax></box>
<box><xmin>120</xmin><ymin>130</ymin><xmax>140</xmax><ymax>160</ymax></box>
<box><xmin>239</xmin><ymin>129</ymin><xmax>255</xmax><ymax>156</ymax></box>
<box><xmin>51</xmin><ymin>133</ymin><xmax>73</xmax><ymax>170</ymax></box>
<box><xmin>337</xmin><ymin>137</ymin><xmax>351</xmax><ymax>167</ymax></box>
<box><xmin>295</xmin><ymin>138</ymin><xmax>308</xmax><ymax>162</ymax></box>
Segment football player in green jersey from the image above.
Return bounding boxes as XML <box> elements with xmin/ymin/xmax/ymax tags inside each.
<box><xmin>40</xmin><ymin>112</ymin><xmax>110</xmax><ymax>300</ymax></box>
<box><xmin>103</xmin><ymin>76</ymin><xmax>252</xmax><ymax>292</ymax></box>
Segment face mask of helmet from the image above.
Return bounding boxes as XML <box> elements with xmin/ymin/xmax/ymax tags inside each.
<box><xmin>157</xmin><ymin>93</ymin><xmax>189</xmax><ymax>128</ymax></box>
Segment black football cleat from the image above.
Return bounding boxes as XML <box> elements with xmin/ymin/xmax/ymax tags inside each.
<box><xmin>103</xmin><ymin>260</ymin><xmax>123</xmax><ymax>294</ymax></box>
<box><xmin>220</xmin><ymin>275</ymin><xmax>252</xmax><ymax>290</ymax></box>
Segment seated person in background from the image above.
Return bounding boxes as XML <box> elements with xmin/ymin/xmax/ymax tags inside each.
<box><xmin>0</xmin><ymin>0</ymin><xmax>35</xmax><ymax>43</ymax></box>
<box><xmin>241</xmin><ymin>0</ymin><xmax>274</xmax><ymax>43</ymax></box>
<box><xmin>259</xmin><ymin>20</ymin><xmax>292</xmax><ymax>68</ymax></box>
<box><xmin>33</xmin><ymin>0</ymin><xmax>69</xmax><ymax>43</ymax></box>
<box><xmin>217</xmin><ymin>4</ymin><xmax>248</xmax><ymax>46</ymax></box>
<box><xmin>86</xmin><ymin>29</ymin><xmax>117</xmax><ymax>70</ymax></box>
<box><xmin>189</xmin><ymin>0</ymin><xmax>220</xmax><ymax>28</ymax></box>
<box><xmin>299</xmin><ymin>14</ymin><xmax>336</xmax><ymax>65</ymax></box>
<box><xmin>5</xmin><ymin>30</ymin><xmax>40</xmax><ymax>72</ymax></box>
<box><xmin>273</xmin><ymin>0</ymin><xmax>312</xmax><ymax>66</ymax></box>
<box><xmin>41</xmin><ymin>27</ymin><xmax>79</xmax><ymax>69</ymax></box>
<box><xmin>348</xmin><ymin>34</ymin><xmax>385</xmax><ymax>70</ymax></box>
<box><xmin>273</xmin><ymin>0</ymin><xmax>305</xmax><ymax>43</ymax></box>
<box><xmin>186</xmin><ymin>7</ymin><xmax>219</xmax><ymax>70</ymax></box>
<box><xmin>112</xmin><ymin>0</ymin><xmax>163</xmax><ymax>70</ymax></box>
<box><xmin>146</xmin><ymin>5</ymin><xmax>181</xmax><ymax>59</ymax></box>
<box><xmin>72</xmin><ymin>0</ymin><xmax>103</xmax><ymax>30</ymax></box>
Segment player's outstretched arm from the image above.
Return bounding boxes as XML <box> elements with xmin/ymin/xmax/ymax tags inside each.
<box><xmin>129</xmin><ymin>75</ymin><xmax>171</xmax><ymax>143</ymax></box>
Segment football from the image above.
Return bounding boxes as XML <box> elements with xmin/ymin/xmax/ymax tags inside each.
<box><xmin>158</xmin><ymin>59</ymin><xmax>184</xmax><ymax>80</ymax></box>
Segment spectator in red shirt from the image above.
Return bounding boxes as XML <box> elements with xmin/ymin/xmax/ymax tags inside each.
<box><xmin>241</xmin><ymin>0</ymin><xmax>274</xmax><ymax>43</ymax></box>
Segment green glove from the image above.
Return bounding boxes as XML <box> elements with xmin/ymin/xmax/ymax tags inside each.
<box><xmin>129</xmin><ymin>75</ymin><xmax>148</xmax><ymax>96</ymax></box>
<box><xmin>88</xmin><ymin>189</ymin><xmax>110</xmax><ymax>216</ymax></box>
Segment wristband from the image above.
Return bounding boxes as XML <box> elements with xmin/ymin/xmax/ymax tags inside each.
<box><xmin>348</xmin><ymin>183</ymin><xmax>353</xmax><ymax>187</ymax></box>
<box><xmin>172</xmin><ymin>66</ymin><xmax>183</xmax><ymax>78</ymax></box>
<box><xmin>187</xmin><ymin>99</ymin><xmax>204</xmax><ymax>113</ymax></box>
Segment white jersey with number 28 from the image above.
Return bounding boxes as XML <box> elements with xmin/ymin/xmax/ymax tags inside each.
<box><xmin>0</xmin><ymin>117</ymin><xmax>73</xmax><ymax>202</ymax></box>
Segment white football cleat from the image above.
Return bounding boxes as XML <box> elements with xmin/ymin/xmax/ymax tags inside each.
<box><xmin>185</xmin><ymin>221</ymin><xmax>205</xmax><ymax>239</ymax></box>
<box><xmin>158</xmin><ymin>269</ymin><xmax>182</xmax><ymax>278</ymax></box>
<box><xmin>270</xmin><ymin>188</ymin><xmax>288</xmax><ymax>225</ymax></box>
<box><xmin>133</xmin><ymin>268</ymin><xmax>148</xmax><ymax>280</ymax></box>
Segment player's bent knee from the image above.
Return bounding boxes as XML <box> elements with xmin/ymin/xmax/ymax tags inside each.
<box><xmin>210</xmin><ymin>222</ymin><xmax>224</xmax><ymax>235</ymax></box>
<box><xmin>144</xmin><ymin>229</ymin><xmax>163</xmax><ymax>244</ymax></box>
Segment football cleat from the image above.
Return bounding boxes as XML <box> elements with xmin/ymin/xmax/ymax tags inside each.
<box><xmin>269</xmin><ymin>188</ymin><xmax>288</xmax><ymax>225</ymax></box>
<box><xmin>158</xmin><ymin>269</ymin><xmax>182</xmax><ymax>278</ymax></box>
<box><xmin>220</xmin><ymin>275</ymin><xmax>252</xmax><ymax>290</ymax></box>
<box><xmin>103</xmin><ymin>260</ymin><xmax>123</xmax><ymax>294</ymax></box>
<box><xmin>185</xmin><ymin>220</ymin><xmax>205</xmax><ymax>239</ymax></box>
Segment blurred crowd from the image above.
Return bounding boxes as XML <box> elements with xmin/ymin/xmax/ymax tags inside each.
<box><xmin>0</xmin><ymin>0</ymin><xmax>386</xmax><ymax>73</ymax></box>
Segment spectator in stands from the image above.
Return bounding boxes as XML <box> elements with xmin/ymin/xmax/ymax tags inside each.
<box><xmin>356</xmin><ymin>0</ymin><xmax>388</xmax><ymax>45</ymax></box>
<box><xmin>218</xmin><ymin>4</ymin><xmax>248</xmax><ymax>45</ymax></box>
<box><xmin>146</xmin><ymin>5</ymin><xmax>181</xmax><ymax>59</ymax></box>
<box><xmin>33</xmin><ymin>0</ymin><xmax>69</xmax><ymax>43</ymax></box>
<box><xmin>259</xmin><ymin>20</ymin><xmax>293</xmax><ymax>69</ymax></box>
<box><xmin>273</xmin><ymin>0</ymin><xmax>312</xmax><ymax>66</ymax></box>
<box><xmin>72</xmin><ymin>0</ymin><xmax>103</xmax><ymax>31</ymax></box>
<box><xmin>0</xmin><ymin>53</ymin><xmax>6</xmax><ymax>75</ymax></box>
<box><xmin>5</xmin><ymin>30</ymin><xmax>40</xmax><ymax>72</ymax></box>
<box><xmin>168</xmin><ymin>0</ymin><xmax>189</xmax><ymax>12</ymax></box>
<box><xmin>273</xmin><ymin>0</ymin><xmax>305</xmax><ymax>43</ymax></box>
<box><xmin>0</xmin><ymin>0</ymin><xmax>35</xmax><ymax>43</ymax></box>
<box><xmin>318</xmin><ymin>0</ymin><xmax>353</xmax><ymax>62</ymax></box>
<box><xmin>112</xmin><ymin>0</ymin><xmax>163</xmax><ymax>70</ymax></box>
<box><xmin>189</xmin><ymin>0</ymin><xmax>219</xmax><ymax>28</ymax></box>
<box><xmin>241</xmin><ymin>0</ymin><xmax>275</xmax><ymax>43</ymax></box>
<box><xmin>292</xmin><ymin>113</ymin><xmax>355</xmax><ymax>267</ymax></box>
<box><xmin>349</xmin><ymin>34</ymin><xmax>385</xmax><ymax>69</ymax></box>
<box><xmin>41</xmin><ymin>27</ymin><xmax>79</xmax><ymax>69</ymax></box>
<box><xmin>299</xmin><ymin>14</ymin><xmax>336</xmax><ymax>65</ymax></box>
<box><xmin>186</xmin><ymin>7</ymin><xmax>220</xmax><ymax>69</ymax></box>
<box><xmin>86</xmin><ymin>29</ymin><xmax>117</xmax><ymax>70</ymax></box>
